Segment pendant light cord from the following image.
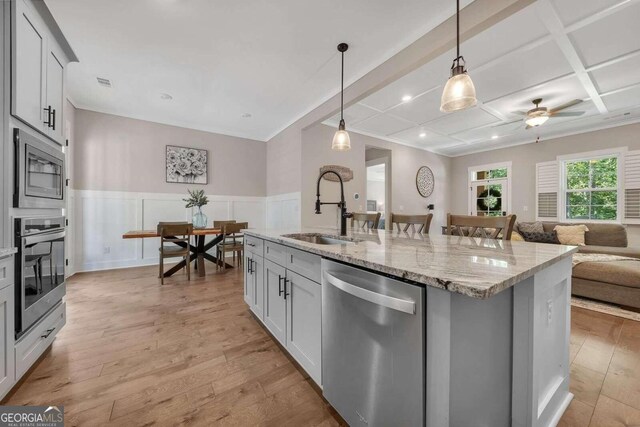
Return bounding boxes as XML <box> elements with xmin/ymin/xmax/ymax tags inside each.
<box><xmin>456</xmin><ymin>0</ymin><xmax>460</xmax><ymax>61</ymax></box>
<box><xmin>340</xmin><ymin>51</ymin><xmax>344</xmax><ymax>122</ymax></box>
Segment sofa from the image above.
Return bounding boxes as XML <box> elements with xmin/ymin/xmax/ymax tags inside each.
<box><xmin>518</xmin><ymin>222</ymin><xmax>640</xmax><ymax>309</ymax></box>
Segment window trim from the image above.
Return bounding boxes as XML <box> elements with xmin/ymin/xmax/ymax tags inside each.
<box><xmin>468</xmin><ymin>161</ymin><xmax>512</xmax><ymax>216</ymax></box>
<box><xmin>558</xmin><ymin>147</ymin><xmax>626</xmax><ymax>224</ymax></box>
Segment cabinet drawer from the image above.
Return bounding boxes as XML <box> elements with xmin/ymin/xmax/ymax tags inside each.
<box><xmin>244</xmin><ymin>236</ymin><xmax>263</xmax><ymax>256</ymax></box>
<box><xmin>0</xmin><ymin>256</ymin><xmax>13</xmax><ymax>291</ymax></box>
<box><xmin>264</xmin><ymin>241</ymin><xmax>288</xmax><ymax>266</ymax></box>
<box><xmin>15</xmin><ymin>302</ymin><xmax>65</xmax><ymax>380</ymax></box>
<box><xmin>287</xmin><ymin>247</ymin><xmax>321</xmax><ymax>283</ymax></box>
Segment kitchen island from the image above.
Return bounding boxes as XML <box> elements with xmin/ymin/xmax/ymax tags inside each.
<box><xmin>243</xmin><ymin>228</ymin><xmax>577</xmax><ymax>427</ymax></box>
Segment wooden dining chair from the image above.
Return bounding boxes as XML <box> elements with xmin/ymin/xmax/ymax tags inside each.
<box><xmin>217</xmin><ymin>222</ymin><xmax>248</xmax><ymax>270</ymax></box>
<box><xmin>446</xmin><ymin>214</ymin><xmax>517</xmax><ymax>241</ymax></box>
<box><xmin>157</xmin><ymin>223</ymin><xmax>193</xmax><ymax>285</ymax></box>
<box><xmin>350</xmin><ymin>212</ymin><xmax>381</xmax><ymax>230</ymax></box>
<box><xmin>390</xmin><ymin>213</ymin><xmax>433</xmax><ymax>234</ymax></box>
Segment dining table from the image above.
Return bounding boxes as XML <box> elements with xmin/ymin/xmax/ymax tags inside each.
<box><xmin>122</xmin><ymin>227</ymin><xmax>233</xmax><ymax>277</ymax></box>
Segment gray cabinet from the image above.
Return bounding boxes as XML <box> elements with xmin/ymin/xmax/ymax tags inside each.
<box><xmin>245</xmin><ymin>238</ymin><xmax>322</xmax><ymax>386</ymax></box>
<box><xmin>11</xmin><ymin>0</ymin><xmax>71</xmax><ymax>145</ymax></box>
<box><xmin>263</xmin><ymin>259</ymin><xmax>286</xmax><ymax>346</ymax></box>
<box><xmin>0</xmin><ymin>256</ymin><xmax>15</xmax><ymax>400</ymax></box>
<box><xmin>286</xmin><ymin>270</ymin><xmax>322</xmax><ymax>385</ymax></box>
<box><xmin>245</xmin><ymin>254</ymin><xmax>264</xmax><ymax>320</ymax></box>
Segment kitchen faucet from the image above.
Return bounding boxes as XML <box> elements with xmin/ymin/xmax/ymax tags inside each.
<box><xmin>315</xmin><ymin>170</ymin><xmax>353</xmax><ymax>236</ymax></box>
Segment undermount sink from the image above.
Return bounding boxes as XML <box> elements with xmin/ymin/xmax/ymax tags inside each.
<box><xmin>282</xmin><ymin>233</ymin><xmax>356</xmax><ymax>245</ymax></box>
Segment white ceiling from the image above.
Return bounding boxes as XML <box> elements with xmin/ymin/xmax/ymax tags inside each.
<box><xmin>45</xmin><ymin>0</ymin><xmax>466</xmax><ymax>141</ymax></box>
<box><xmin>324</xmin><ymin>0</ymin><xmax>640</xmax><ymax>157</ymax></box>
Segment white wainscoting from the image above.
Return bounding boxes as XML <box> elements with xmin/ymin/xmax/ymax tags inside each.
<box><xmin>72</xmin><ymin>190</ymin><xmax>299</xmax><ymax>273</ymax></box>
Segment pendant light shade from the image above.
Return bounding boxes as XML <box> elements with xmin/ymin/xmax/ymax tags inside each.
<box><xmin>440</xmin><ymin>0</ymin><xmax>477</xmax><ymax>113</ymax></box>
<box><xmin>332</xmin><ymin>43</ymin><xmax>351</xmax><ymax>151</ymax></box>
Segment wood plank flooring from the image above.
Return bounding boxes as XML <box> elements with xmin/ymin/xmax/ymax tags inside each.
<box><xmin>3</xmin><ymin>264</ymin><xmax>639</xmax><ymax>426</ymax></box>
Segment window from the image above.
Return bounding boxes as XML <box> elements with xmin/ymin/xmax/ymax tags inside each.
<box><xmin>469</xmin><ymin>162</ymin><xmax>511</xmax><ymax>217</ymax></box>
<box><xmin>564</xmin><ymin>156</ymin><xmax>618</xmax><ymax>221</ymax></box>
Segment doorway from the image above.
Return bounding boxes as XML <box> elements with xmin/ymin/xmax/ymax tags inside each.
<box><xmin>365</xmin><ymin>147</ymin><xmax>391</xmax><ymax>229</ymax></box>
<box><xmin>468</xmin><ymin>163</ymin><xmax>511</xmax><ymax>217</ymax></box>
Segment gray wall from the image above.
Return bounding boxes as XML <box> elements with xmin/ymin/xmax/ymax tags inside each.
<box><xmin>73</xmin><ymin>109</ymin><xmax>267</xmax><ymax>196</ymax></box>
<box><xmin>450</xmin><ymin>123</ymin><xmax>640</xmax><ymax>245</ymax></box>
<box><xmin>301</xmin><ymin>124</ymin><xmax>450</xmax><ymax>230</ymax></box>
<box><xmin>266</xmin><ymin>125</ymin><xmax>302</xmax><ymax>196</ymax></box>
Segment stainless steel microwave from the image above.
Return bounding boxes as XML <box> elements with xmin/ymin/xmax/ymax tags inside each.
<box><xmin>14</xmin><ymin>128</ymin><xmax>65</xmax><ymax>209</ymax></box>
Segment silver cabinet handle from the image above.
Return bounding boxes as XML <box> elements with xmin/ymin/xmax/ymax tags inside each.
<box><xmin>323</xmin><ymin>271</ymin><xmax>416</xmax><ymax>314</ymax></box>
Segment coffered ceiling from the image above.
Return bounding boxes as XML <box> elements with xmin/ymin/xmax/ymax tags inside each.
<box><xmin>324</xmin><ymin>0</ymin><xmax>640</xmax><ymax>157</ymax></box>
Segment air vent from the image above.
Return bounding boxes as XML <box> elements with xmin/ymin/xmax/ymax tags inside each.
<box><xmin>96</xmin><ymin>77</ymin><xmax>112</xmax><ymax>88</ymax></box>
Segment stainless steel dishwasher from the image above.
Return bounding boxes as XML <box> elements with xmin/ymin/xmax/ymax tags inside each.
<box><xmin>322</xmin><ymin>259</ymin><xmax>425</xmax><ymax>426</ymax></box>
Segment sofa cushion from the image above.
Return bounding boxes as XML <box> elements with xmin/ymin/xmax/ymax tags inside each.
<box><xmin>573</xmin><ymin>260</ymin><xmax>640</xmax><ymax>289</ymax></box>
<box><xmin>578</xmin><ymin>245</ymin><xmax>640</xmax><ymax>259</ymax></box>
<box><xmin>541</xmin><ymin>222</ymin><xmax>627</xmax><ymax>247</ymax></box>
<box><xmin>517</xmin><ymin>222</ymin><xmax>544</xmax><ymax>234</ymax></box>
<box><xmin>554</xmin><ymin>224</ymin><xmax>589</xmax><ymax>246</ymax></box>
<box><xmin>521</xmin><ymin>230</ymin><xmax>560</xmax><ymax>244</ymax></box>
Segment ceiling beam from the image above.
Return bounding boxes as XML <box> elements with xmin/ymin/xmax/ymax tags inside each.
<box><xmin>536</xmin><ymin>0</ymin><xmax>608</xmax><ymax>114</ymax></box>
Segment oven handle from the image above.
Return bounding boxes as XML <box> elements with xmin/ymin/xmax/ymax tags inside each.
<box><xmin>23</xmin><ymin>231</ymin><xmax>65</xmax><ymax>246</ymax></box>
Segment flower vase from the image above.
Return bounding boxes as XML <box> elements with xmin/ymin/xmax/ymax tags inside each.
<box><xmin>192</xmin><ymin>207</ymin><xmax>208</xmax><ymax>229</ymax></box>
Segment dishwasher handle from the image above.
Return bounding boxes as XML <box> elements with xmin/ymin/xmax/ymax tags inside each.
<box><xmin>323</xmin><ymin>271</ymin><xmax>416</xmax><ymax>314</ymax></box>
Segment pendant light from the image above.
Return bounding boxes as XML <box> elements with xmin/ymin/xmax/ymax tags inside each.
<box><xmin>332</xmin><ymin>43</ymin><xmax>351</xmax><ymax>151</ymax></box>
<box><xmin>440</xmin><ymin>0</ymin><xmax>477</xmax><ymax>113</ymax></box>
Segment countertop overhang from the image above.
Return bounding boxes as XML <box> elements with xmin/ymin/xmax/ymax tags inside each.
<box><xmin>244</xmin><ymin>228</ymin><xmax>578</xmax><ymax>299</ymax></box>
<box><xmin>0</xmin><ymin>248</ymin><xmax>17</xmax><ymax>258</ymax></box>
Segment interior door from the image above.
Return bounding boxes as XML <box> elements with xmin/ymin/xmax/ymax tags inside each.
<box><xmin>12</xmin><ymin>0</ymin><xmax>47</xmax><ymax>132</ymax></box>
<box><xmin>263</xmin><ymin>259</ymin><xmax>286</xmax><ymax>346</ymax></box>
<box><xmin>286</xmin><ymin>270</ymin><xmax>322</xmax><ymax>385</ymax></box>
<box><xmin>471</xmin><ymin>179</ymin><xmax>508</xmax><ymax>216</ymax></box>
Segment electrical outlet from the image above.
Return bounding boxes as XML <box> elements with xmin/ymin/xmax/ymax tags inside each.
<box><xmin>399</xmin><ymin>205</ymin><xmax>404</xmax><ymax>211</ymax></box>
<box><xmin>523</xmin><ymin>205</ymin><xmax>528</xmax><ymax>212</ymax></box>
<box><xmin>103</xmin><ymin>246</ymin><xmax>111</xmax><ymax>254</ymax></box>
<box><xmin>547</xmin><ymin>299</ymin><xmax>553</xmax><ymax>324</ymax></box>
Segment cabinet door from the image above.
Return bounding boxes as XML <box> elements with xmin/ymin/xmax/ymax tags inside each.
<box><xmin>243</xmin><ymin>252</ymin><xmax>253</xmax><ymax>306</ymax></box>
<box><xmin>0</xmin><ymin>285</ymin><xmax>15</xmax><ymax>400</ymax></box>
<box><xmin>286</xmin><ymin>270</ymin><xmax>322</xmax><ymax>385</ymax></box>
<box><xmin>12</xmin><ymin>0</ymin><xmax>47</xmax><ymax>132</ymax></box>
<box><xmin>45</xmin><ymin>48</ymin><xmax>65</xmax><ymax>144</ymax></box>
<box><xmin>263</xmin><ymin>259</ymin><xmax>286</xmax><ymax>346</ymax></box>
<box><xmin>251</xmin><ymin>255</ymin><xmax>264</xmax><ymax>321</ymax></box>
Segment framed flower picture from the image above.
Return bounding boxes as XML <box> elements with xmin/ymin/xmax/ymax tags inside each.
<box><xmin>166</xmin><ymin>145</ymin><xmax>208</xmax><ymax>184</ymax></box>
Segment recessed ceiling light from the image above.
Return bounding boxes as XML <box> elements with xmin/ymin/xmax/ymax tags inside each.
<box><xmin>419</xmin><ymin>132</ymin><xmax>427</xmax><ymax>138</ymax></box>
<box><xmin>402</xmin><ymin>95</ymin><xmax>412</xmax><ymax>102</ymax></box>
<box><xmin>160</xmin><ymin>93</ymin><xmax>173</xmax><ymax>100</ymax></box>
<box><xmin>241</xmin><ymin>113</ymin><xmax>252</xmax><ymax>118</ymax></box>
<box><xmin>491</xmin><ymin>135</ymin><xmax>499</xmax><ymax>139</ymax></box>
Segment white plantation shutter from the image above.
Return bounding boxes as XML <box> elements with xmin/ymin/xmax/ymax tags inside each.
<box><xmin>624</xmin><ymin>150</ymin><xmax>640</xmax><ymax>222</ymax></box>
<box><xmin>536</xmin><ymin>161</ymin><xmax>559</xmax><ymax>221</ymax></box>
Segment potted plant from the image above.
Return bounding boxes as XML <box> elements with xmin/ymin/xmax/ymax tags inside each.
<box><xmin>184</xmin><ymin>189</ymin><xmax>209</xmax><ymax>228</ymax></box>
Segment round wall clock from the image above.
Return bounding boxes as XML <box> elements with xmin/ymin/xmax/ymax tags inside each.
<box><xmin>416</xmin><ymin>166</ymin><xmax>435</xmax><ymax>198</ymax></box>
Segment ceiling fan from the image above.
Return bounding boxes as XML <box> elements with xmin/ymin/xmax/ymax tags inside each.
<box><xmin>516</xmin><ymin>98</ymin><xmax>585</xmax><ymax>129</ymax></box>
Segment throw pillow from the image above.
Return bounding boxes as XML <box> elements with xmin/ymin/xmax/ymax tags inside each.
<box><xmin>511</xmin><ymin>231</ymin><xmax>525</xmax><ymax>241</ymax></box>
<box><xmin>517</xmin><ymin>221</ymin><xmax>544</xmax><ymax>234</ymax></box>
<box><xmin>554</xmin><ymin>224</ymin><xmax>589</xmax><ymax>246</ymax></box>
<box><xmin>521</xmin><ymin>230</ymin><xmax>560</xmax><ymax>244</ymax></box>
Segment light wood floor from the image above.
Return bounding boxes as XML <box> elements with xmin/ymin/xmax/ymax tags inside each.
<box><xmin>3</xmin><ymin>265</ymin><xmax>640</xmax><ymax>426</ymax></box>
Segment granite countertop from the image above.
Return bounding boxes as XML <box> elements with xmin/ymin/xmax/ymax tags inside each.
<box><xmin>0</xmin><ymin>247</ymin><xmax>17</xmax><ymax>258</ymax></box>
<box><xmin>245</xmin><ymin>228</ymin><xmax>578</xmax><ymax>299</ymax></box>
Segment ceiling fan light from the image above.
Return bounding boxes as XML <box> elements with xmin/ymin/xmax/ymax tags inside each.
<box><xmin>440</xmin><ymin>69</ymin><xmax>477</xmax><ymax>113</ymax></box>
<box><xmin>525</xmin><ymin>115</ymin><xmax>549</xmax><ymax>127</ymax></box>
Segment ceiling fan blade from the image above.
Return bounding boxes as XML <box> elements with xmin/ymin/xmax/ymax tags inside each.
<box><xmin>511</xmin><ymin>111</ymin><xmax>527</xmax><ymax>116</ymax></box>
<box><xmin>550</xmin><ymin>99</ymin><xmax>583</xmax><ymax>113</ymax></box>
<box><xmin>525</xmin><ymin>125</ymin><xmax>533</xmax><ymax>130</ymax></box>
<box><xmin>551</xmin><ymin>111</ymin><xmax>585</xmax><ymax>117</ymax></box>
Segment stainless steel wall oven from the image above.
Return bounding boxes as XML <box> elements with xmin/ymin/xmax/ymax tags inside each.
<box><xmin>14</xmin><ymin>128</ymin><xmax>65</xmax><ymax>209</ymax></box>
<box><xmin>15</xmin><ymin>217</ymin><xmax>66</xmax><ymax>338</ymax></box>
